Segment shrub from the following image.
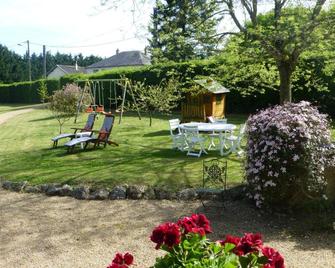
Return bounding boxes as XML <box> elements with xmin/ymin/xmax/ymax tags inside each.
<box><xmin>49</xmin><ymin>83</ymin><xmax>91</xmax><ymax>134</ymax></box>
<box><xmin>129</xmin><ymin>77</ymin><xmax>182</xmax><ymax>126</ymax></box>
<box><xmin>107</xmin><ymin>214</ymin><xmax>285</xmax><ymax>268</ymax></box>
<box><xmin>245</xmin><ymin>101</ymin><xmax>333</xmax><ymax>208</ymax></box>
<box><xmin>37</xmin><ymin>80</ymin><xmax>48</xmax><ymax>103</ymax></box>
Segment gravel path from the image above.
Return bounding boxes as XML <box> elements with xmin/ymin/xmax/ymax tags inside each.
<box><xmin>0</xmin><ymin>108</ymin><xmax>34</xmax><ymax>125</ymax></box>
<box><xmin>0</xmin><ymin>190</ymin><xmax>334</xmax><ymax>268</ymax></box>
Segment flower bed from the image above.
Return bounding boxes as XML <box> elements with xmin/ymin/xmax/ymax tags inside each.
<box><xmin>107</xmin><ymin>214</ymin><xmax>285</xmax><ymax>268</ymax></box>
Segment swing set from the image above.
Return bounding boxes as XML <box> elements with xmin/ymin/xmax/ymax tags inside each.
<box><xmin>75</xmin><ymin>78</ymin><xmax>141</xmax><ymax>124</ymax></box>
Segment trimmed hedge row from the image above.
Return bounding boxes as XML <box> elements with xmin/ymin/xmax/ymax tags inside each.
<box><xmin>60</xmin><ymin>59</ymin><xmax>334</xmax><ymax>116</ymax></box>
<box><xmin>0</xmin><ymin>79</ymin><xmax>60</xmax><ymax>103</ymax></box>
<box><xmin>0</xmin><ymin>58</ymin><xmax>334</xmax><ymax>116</ymax></box>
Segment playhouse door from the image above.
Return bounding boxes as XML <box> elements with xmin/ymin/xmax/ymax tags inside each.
<box><xmin>204</xmin><ymin>94</ymin><xmax>212</xmax><ymax>117</ymax></box>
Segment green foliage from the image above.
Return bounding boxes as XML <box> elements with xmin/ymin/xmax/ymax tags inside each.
<box><xmin>148</xmin><ymin>0</ymin><xmax>220</xmax><ymax>62</ymax></box>
<box><xmin>49</xmin><ymin>83</ymin><xmax>84</xmax><ymax>133</ymax></box>
<box><xmin>130</xmin><ymin>77</ymin><xmax>182</xmax><ymax>126</ymax></box>
<box><xmin>0</xmin><ymin>79</ymin><xmax>59</xmax><ymax>103</ymax></box>
<box><xmin>37</xmin><ymin>80</ymin><xmax>49</xmax><ymax>103</ymax></box>
<box><xmin>153</xmin><ymin>235</ymin><xmax>240</xmax><ymax>268</ymax></box>
<box><xmin>0</xmin><ymin>44</ymin><xmax>26</xmax><ymax>83</ymax></box>
<box><xmin>0</xmin><ymin>43</ymin><xmax>102</xmax><ymax>83</ymax></box>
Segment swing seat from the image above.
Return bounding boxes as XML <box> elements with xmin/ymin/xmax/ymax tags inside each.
<box><xmin>86</xmin><ymin>106</ymin><xmax>94</xmax><ymax>113</ymax></box>
<box><xmin>96</xmin><ymin>105</ymin><xmax>104</xmax><ymax>113</ymax></box>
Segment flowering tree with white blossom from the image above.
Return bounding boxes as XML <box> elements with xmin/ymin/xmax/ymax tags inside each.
<box><xmin>245</xmin><ymin>101</ymin><xmax>333</xmax><ymax>208</ymax></box>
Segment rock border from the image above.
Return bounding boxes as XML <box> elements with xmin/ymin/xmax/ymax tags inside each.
<box><xmin>0</xmin><ymin>180</ymin><xmax>244</xmax><ymax>201</ymax></box>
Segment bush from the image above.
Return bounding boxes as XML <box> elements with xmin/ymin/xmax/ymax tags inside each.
<box><xmin>49</xmin><ymin>83</ymin><xmax>91</xmax><ymax>133</ymax></box>
<box><xmin>0</xmin><ymin>79</ymin><xmax>59</xmax><ymax>103</ymax></box>
<box><xmin>107</xmin><ymin>214</ymin><xmax>285</xmax><ymax>268</ymax></box>
<box><xmin>245</xmin><ymin>101</ymin><xmax>333</xmax><ymax>208</ymax></box>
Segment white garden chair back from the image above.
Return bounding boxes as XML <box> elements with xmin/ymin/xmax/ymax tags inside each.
<box><xmin>168</xmin><ymin>119</ymin><xmax>185</xmax><ymax>150</ymax></box>
<box><xmin>183</xmin><ymin>125</ymin><xmax>207</xmax><ymax>157</ymax></box>
<box><xmin>207</xmin><ymin>116</ymin><xmax>227</xmax><ymax>124</ymax></box>
<box><xmin>207</xmin><ymin>116</ymin><xmax>215</xmax><ymax>123</ymax></box>
<box><xmin>207</xmin><ymin>118</ymin><xmax>227</xmax><ymax>150</ymax></box>
<box><xmin>225</xmin><ymin>123</ymin><xmax>246</xmax><ymax>156</ymax></box>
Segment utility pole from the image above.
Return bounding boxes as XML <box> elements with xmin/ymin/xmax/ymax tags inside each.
<box><xmin>43</xmin><ymin>45</ymin><xmax>46</xmax><ymax>79</ymax></box>
<box><xmin>18</xmin><ymin>40</ymin><xmax>31</xmax><ymax>81</ymax></box>
<box><xmin>27</xmin><ymin>40</ymin><xmax>31</xmax><ymax>81</ymax></box>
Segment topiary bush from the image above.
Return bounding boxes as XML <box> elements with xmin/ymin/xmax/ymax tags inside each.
<box><xmin>245</xmin><ymin>101</ymin><xmax>333</xmax><ymax>208</ymax></box>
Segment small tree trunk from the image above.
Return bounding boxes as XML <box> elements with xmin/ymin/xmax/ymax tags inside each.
<box><xmin>278</xmin><ymin>61</ymin><xmax>294</xmax><ymax>104</ymax></box>
<box><xmin>149</xmin><ymin>110</ymin><xmax>152</xmax><ymax>127</ymax></box>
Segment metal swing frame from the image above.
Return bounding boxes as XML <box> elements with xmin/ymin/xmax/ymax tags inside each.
<box><xmin>74</xmin><ymin>78</ymin><xmax>141</xmax><ymax>124</ymax></box>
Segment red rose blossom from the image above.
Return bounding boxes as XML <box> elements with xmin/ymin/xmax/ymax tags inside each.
<box><xmin>150</xmin><ymin>222</ymin><xmax>181</xmax><ymax>249</ymax></box>
<box><xmin>177</xmin><ymin>214</ymin><xmax>212</xmax><ymax>236</ymax></box>
<box><xmin>235</xmin><ymin>233</ymin><xmax>263</xmax><ymax>255</ymax></box>
<box><xmin>262</xmin><ymin>247</ymin><xmax>285</xmax><ymax>268</ymax></box>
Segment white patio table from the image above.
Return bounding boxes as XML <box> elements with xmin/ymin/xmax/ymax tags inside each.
<box><xmin>179</xmin><ymin>122</ymin><xmax>236</xmax><ymax>156</ymax></box>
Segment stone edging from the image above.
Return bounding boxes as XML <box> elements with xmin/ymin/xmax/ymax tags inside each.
<box><xmin>0</xmin><ymin>180</ymin><xmax>244</xmax><ymax>201</ymax></box>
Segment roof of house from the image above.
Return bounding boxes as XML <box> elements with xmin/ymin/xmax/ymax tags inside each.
<box><xmin>56</xmin><ymin>65</ymin><xmax>86</xmax><ymax>74</ymax></box>
<box><xmin>194</xmin><ymin>78</ymin><xmax>230</xmax><ymax>94</ymax></box>
<box><xmin>47</xmin><ymin>65</ymin><xmax>86</xmax><ymax>76</ymax></box>
<box><xmin>87</xmin><ymin>51</ymin><xmax>151</xmax><ymax>69</ymax></box>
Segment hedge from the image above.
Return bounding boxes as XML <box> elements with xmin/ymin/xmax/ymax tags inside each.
<box><xmin>0</xmin><ymin>79</ymin><xmax>60</xmax><ymax>103</ymax></box>
<box><xmin>0</xmin><ymin>57</ymin><xmax>334</xmax><ymax>116</ymax></box>
<box><xmin>60</xmin><ymin>58</ymin><xmax>334</xmax><ymax>116</ymax></box>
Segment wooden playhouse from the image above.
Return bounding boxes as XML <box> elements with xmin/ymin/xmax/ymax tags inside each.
<box><xmin>181</xmin><ymin>78</ymin><xmax>230</xmax><ymax>122</ymax></box>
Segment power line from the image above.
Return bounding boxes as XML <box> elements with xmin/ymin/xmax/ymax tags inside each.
<box><xmin>29</xmin><ymin>36</ymin><xmax>137</xmax><ymax>49</ymax></box>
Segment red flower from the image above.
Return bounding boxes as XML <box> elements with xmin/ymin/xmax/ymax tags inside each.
<box><xmin>112</xmin><ymin>253</ymin><xmax>124</xmax><ymax>264</ymax></box>
<box><xmin>177</xmin><ymin>214</ymin><xmax>212</xmax><ymax>236</ymax></box>
<box><xmin>150</xmin><ymin>222</ymin><xmax>181</xmax><ymax>249</ymax></box>
<box><xmin>107</xmin><ymin>252</ymin><xmax>134</xmax><ymax>268</ymax></box>
<box><xmin>123</xmin><ymin>253</ymin><xmax>134</xmax><ymax>265</ymax></box>
<box><xmin>219</xmin><ymin>235</ymin><xmax>242</xmax><ymax>254</ymax></box>
<box><xmin>235</xmin><ymin>233</ymin><xmax>263</xmax><ymax>255</ymax></box>
<box><xmin>262</xmin><ymin>247</ymin><xmax>285</xmax><ymax>268</ymax></box>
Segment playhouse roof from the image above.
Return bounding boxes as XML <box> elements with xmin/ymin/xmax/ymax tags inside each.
<box><xmin>194</xmin><ymin>78</ymin><xmax>230</xmax><ymax>94</ymax></box>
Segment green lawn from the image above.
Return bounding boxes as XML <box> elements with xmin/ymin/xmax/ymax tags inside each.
<box><xmin>0</xmin><ymin>109</ymin><xmax>247</xmax><ymax>190</ymax></box>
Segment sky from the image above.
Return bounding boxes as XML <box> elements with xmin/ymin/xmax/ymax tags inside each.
<box><xmin>2</xmin><ymin>0</ymin><xmax>327</xmax><ymax>59</ymax></box>
<box><xmin>0</xmin><ymin>0</ymin><xmax>154</xmax><ymax>58</ymax></box>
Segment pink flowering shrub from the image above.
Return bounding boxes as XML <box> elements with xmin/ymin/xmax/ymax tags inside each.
<box><xmin>245</xmin><ymin>101</ymin><xmax>332</xmax><ymax>207</ymax></box>
<box><xmin>107</xmin><ymin>214</ymin><xmax>285</xmax><ymax>268</ymax></box>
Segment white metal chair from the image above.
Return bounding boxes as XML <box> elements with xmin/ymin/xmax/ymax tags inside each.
<box><xmin>169</xmin><ymin>119</ymin><xmax>185</xmax><ymax>151</ymax></box>
<box><xmin>183</xmin><ymin>126</ymin><xmax>208</xmax><ymax>157</ymax></box>
<box><xmin>207</xmin><ymin>116</ymin><xmax>227</xmax><ymax>124</ymax></box>
<box><xmin>224</xmin><ymin>123</ymin><xmax>246</xmax><ymax>156</ymax></box>
<box><xmin>208</xmin><ymin>118</ymin><xmax>228</xmax><ymax>150</ymax></box>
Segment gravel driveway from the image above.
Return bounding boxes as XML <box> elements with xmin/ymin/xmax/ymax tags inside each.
<box><xmin>0</xmin><ymin>189</ymin><xmax>334</xmax><ymax>268</ymax></box>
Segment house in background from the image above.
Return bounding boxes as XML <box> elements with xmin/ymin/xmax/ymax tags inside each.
<box><xmin>47</xmin><ymin>63</ymin><xmax>86</xmax><ymax>79</ymax></box>
<box><xmin>85</xmin><ymin>50</ymin><xmax>151</xmax><ymax>74</ymax></box>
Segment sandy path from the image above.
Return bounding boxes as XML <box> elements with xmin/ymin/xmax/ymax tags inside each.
<box><xmin>0</xmin><ymin>108</ymin><xmax>34</xmax><ymax>125</ymax></box>
<box><xmin>0</xmin><ymin>189</ymin><xmax>334</xmax><ymax>268</ymax></box>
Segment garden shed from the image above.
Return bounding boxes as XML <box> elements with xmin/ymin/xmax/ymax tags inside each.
<box><xmin>181</xmin><ymin>78</ymin><xmax>230</xmax><ymax>122</ymax></box>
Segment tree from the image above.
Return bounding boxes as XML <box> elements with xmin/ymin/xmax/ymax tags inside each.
<box><xmin>148</xmin><ymin>0</ymin><xmax>220</xmax><ymax>62</ymax></box>
<box><xmin>37</xmin><ymin>79</ymin><xmax>49</xmax><ymax>103</ymax></box>
<box><xmin>130</xmin><ymin>78</ymin><xmax>181</xmax><ymax>126</ymax></box>
<box><xmin>214</xmin><ymin>0</ymin><xmax>334</xmax><ymax>104</ymax></box>
<box><xmin>0</xmin><ymin>44</ymin><xmax>103</xmax><ymax>83</ymax></box>
<box><xmin>49</xmin><ymin>83</ymin><xmax>91</xmax><ymax>133</ymax></box>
